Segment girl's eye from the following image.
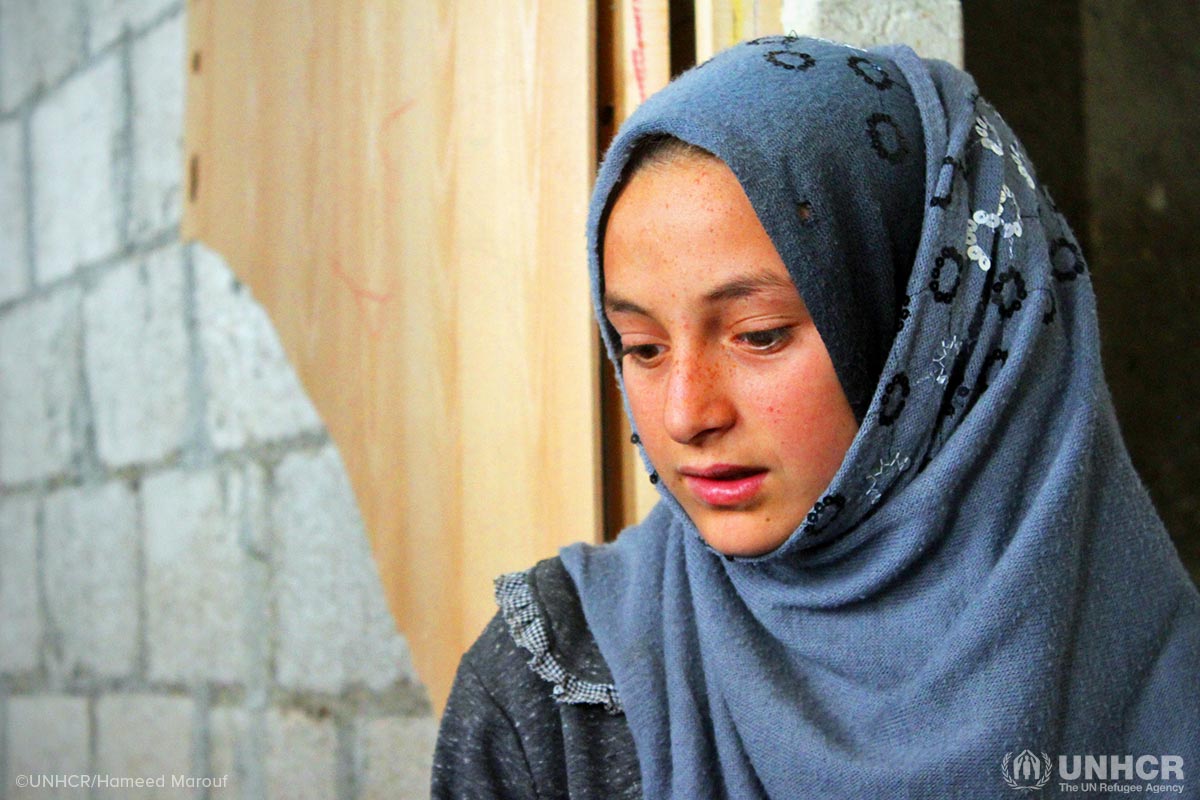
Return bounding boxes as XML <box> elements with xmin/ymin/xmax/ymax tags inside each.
<box><xmin>737</xmin><ymin>327</ymin><xmax>793</xmax><ymax>351</ymax></box>
<box><xmin>618</xmin><ymin>343</ymin><xmax>664</xmax><ymax>364</ymax></box>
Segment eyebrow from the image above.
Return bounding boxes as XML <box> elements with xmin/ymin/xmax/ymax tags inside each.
<box><xmin>702</xmin><ymin>271</ymin><xmax>794</xmax><ymax>303</ymax></box>
<box><xmin>604</xmin><ymin>270</ymin><xmax>794</xmax><ymax>316</ymax></box>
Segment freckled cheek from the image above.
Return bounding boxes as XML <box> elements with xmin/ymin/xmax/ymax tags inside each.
<box><xmin>742</xmin><ymin>363</ymin><xmax>854</xmax><ymax>463</ymax></box>
<box><xmin>622</xmin><ymin>375</ymin><xmax>664</xmax><ymax>441</ymax></box>
<box><xmin>752</xmin><ymin>389</ymin><xmax>830</xmax><ymax>435</ymax></box>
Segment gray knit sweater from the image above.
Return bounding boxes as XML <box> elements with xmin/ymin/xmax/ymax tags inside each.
<box><xmin>431</xmin><ymin>557</ymin><xmax>642</xmax><ymax>799</ymax></box>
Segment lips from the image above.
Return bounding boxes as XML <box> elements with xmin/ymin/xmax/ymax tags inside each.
<box><xmin>679</xmin><ymin>464</ymin><xmax>767</xmax><ymax>507</ymax></box>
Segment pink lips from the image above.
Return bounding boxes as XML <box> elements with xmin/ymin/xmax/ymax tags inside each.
<box><xmin>679</xmin><ymin>464</ymin><xmax>767</xmax><ymax>507</ymax></box>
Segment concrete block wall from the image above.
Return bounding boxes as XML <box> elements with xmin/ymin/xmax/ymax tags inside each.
<box><xmin>781</xmin><ymin>0</ymin><xmax>963</xmax><ymax>64</ymax></box>
<box><xmin>0</xmin><ymin>2</ymin><xmax>437</xmax><ymax>797</ymax></box>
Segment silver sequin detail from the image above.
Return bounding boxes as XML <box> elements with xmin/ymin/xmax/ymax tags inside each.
<box><xmin>1010</xmin><ymin>144</ymin><xmax>1035</xmax><ymax>190</ymax></box>
<box><xmin>975</xmin><ymin>115</ymin><xmax>1004</xmax><ymax>156</ymax></box>
<box><xmin>865</xmin><ymin>452</ymin><xmax>912</xmax><ymax>505</ymax></box>
<box><xmin>933</xmin><ymin>335</ymin><xmax>962</xmax><ymax>385</ymax></box>
<box><xmin>967</xmin><ymin>183</ymin><xmax>1023</xmax><ymax>271</ymax></box>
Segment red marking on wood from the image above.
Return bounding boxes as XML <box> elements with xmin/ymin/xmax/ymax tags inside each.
<box><xmin>380</xmin><ymin>98</ymin><xmax>417</xmax><ymax>174</ymax></box>
<box><xmin>631</xmin><ymin>1</ymin><xmax>648</xmax><ymax>103</ymax></box>
<box><xmin>332</xmin><ymin>258</ymin><xmax>396</xmax><ymax>339</ymax></box>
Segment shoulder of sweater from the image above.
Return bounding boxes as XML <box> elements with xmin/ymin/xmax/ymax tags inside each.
<box><xmin>528</xmin><ymin>556</ymin><xmax>615</xmax><ymax>685</ymax></box>
<box><xmin>486</xmin><ymin>555</ymin><xmax>623</xmax><ymax>714</ymax></box>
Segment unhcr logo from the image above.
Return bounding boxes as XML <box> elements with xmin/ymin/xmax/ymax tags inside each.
<box><xmin>1001</xmin><ymin>751</ymin><xmax>1187</xmax><ymax>794</ymax></box>
<box><xmin>1002</xmin><ymin>750</ymin><xmax>1053</xmax><ymax>790</ymax></box>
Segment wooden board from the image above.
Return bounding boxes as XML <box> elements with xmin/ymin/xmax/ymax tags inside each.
<box><xmin>601</xmin><ymin>0</ymin><xmax>674</xmax><ymax>537</ymax></box>
<box><xmin>183</xmin><ymin>0</ymin><xmax>599</xmax><ymax>712</ymax></box>
<box><xmin>696</xmin><ymin>0</ymin><xmax>783</xmax><ymax>62</ymax></box>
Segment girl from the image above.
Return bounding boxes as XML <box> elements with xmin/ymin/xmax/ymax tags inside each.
<box><xmin>433</xmin><ymin>36</ymin><xmax>1200</xmax><ymax>799</ymax></box>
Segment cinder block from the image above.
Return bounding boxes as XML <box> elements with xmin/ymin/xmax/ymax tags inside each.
<box><xmin>30</xmin><ymin>55</ymin><xmax>122</xmax><ymax>283</ymax></box>
<box><xmin>208</xmin><ymin>706</ymin><xmax>250</xmax><ymax>797</ymax></box>
<box><xmin>272</xmin><ymin>445</ymin><xmax>414</xmax><ymax>694</ymax></box>
<box><xmin>7</xmin><ymin>694</ymin><xmax>89</xmax><ymax>800</ymax></box>
<box><xmin>89</xmin><ymin>0</ymin><xmax>182</xmax><ymax>54</ymax></box>
<box><xmin>95</xmin><ymin>693</ymin><xmax>194</xmax><ymax>799</ymax></box>
<box><xmin>129</xmin><ymin>13</ymin><xmax>185</xmax><ymax>239</ymax></box>
<box><xmin>0</xmin><ymin>118</ymin><xmax>29</xmax><ymax>303</ymax></box>
<box><xmin>0</xmin><ymin>0</ymin><xmax>86</xmax><ymax>111</ymax></box>
<box><xmin>0</xmin><ymin>493</ymin><xmax>41</xmax><ymax>673</ymax></box>
<box><xmin>143</xmin><ymin>466</ymin><xmax>249</xmax><ymax>684</ymax></box>
<box><xmin>192</xmin><ymin>243</ymin><xmax>323</xmax><ymax>450</ymax></box>
<box><xmin>783</xmin><ymin>0</ymin><xmax>962</xmax><ymax>64</ymax></box>
<box><xmin>83</xmin><ymin>245</ymin><xmax>190</xmax><ymax>467</ymax></box>
<box><xmin>42</xmin><ymin>481</ymin><xmax>138</xmax><ymax>678</ymax></box>
<box><xmin>359</xmin><ymin>716</ymin><xmax>439</xmax><ymax>800</ymax></box>
<box><xmin>0</xmin><ymin>287</ymin><xmax>82</xmax><ymax>484</ymax></box>
<box><xmin>265</xmin><ymin>708</ymin><xmax>337</xmax><ymax>800</ymax></box>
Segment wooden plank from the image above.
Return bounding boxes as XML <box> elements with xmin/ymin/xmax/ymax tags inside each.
<box><xmin>695</xmin><ymin>0</ymin><xmax>783</xmax><ymax>62</ymax></box>
<box><xmin>183</xmin><ymin>0</ymin><xmax>598</xmax><ymax>713</ymax></box>
<box><xmin>601</xmin><ymin>0</ymin><xmax>673</xmax><ymax>537</ymax></box>
<box><xmin>615</xmin><ymin>0</ymin><xmax>671</xmax><ymax>120</ymax></box>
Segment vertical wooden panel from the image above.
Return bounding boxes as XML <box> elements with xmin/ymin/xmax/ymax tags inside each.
<box><xmin>615</xmin><ymin>0</ymin><xmax>671</xmax><ymax>120</ymax></box>
<box><xmin>183</xmin><ymin>0</ymin><xmax>598</xmax><ymax>712</ymax></box>
<box><xmin>695</xmin><ymin>0</ymin><xmax>782</xmax><ymax>61</ymax></box>
<box><xmin>601</xmin><ymin>0</ymin><xmax>673</xmax><ymax>538</ymax></box>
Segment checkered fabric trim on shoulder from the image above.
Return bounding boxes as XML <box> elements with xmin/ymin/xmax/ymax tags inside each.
<box><xmin>494</xmin><ymin>570</ymin><xmax>624</xmax><ymax>715</ymax></box>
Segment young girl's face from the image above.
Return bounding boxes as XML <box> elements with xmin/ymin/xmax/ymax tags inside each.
<box><xmin>603</xmin><ymin>156</ymin><xmax>859</xmax><ymax>556</ymax></box>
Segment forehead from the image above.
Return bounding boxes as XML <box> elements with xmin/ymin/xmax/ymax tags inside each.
<box><xmin>602</xmin><ymin>157</ymin><xmax>800</xmax><ymax>311</ymax></box>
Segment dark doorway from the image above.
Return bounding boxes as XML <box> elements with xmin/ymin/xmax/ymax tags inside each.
<box><xmin>965</xmin><ymin>1</ymin><xmax>1200</xmax><ymax>580</ymax></box>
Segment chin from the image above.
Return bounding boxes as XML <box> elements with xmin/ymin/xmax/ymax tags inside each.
<box><xmin>697</xmin><ymin>517</ymin><xmax>794</xmax><ymax>558</ymax></box>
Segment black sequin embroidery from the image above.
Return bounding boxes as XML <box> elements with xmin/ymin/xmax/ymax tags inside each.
<box><xmin>930</xmin><ymin>157</ymin><xmax>963</xmax><ymax>208</ymax></box>
<box><xmin>939</xmin><ymin>382</ymin><xmax>971</xmax><ymax>420</ymax></box>
<box><xmin>1050</xmin><ymin>237</ymin><xmax>1087</xmax><ymax>281</ymax></box>
<box><xmin>765</xmin><ymin>49</ymin><xmax>815</xmax><ymax>71</ymax></box>
<box><xmin>896</xmin><ymin>293</ymin><xmax>912</xmax><ymax>332</ymax></box>
<box><xmin>867</xmin><ymin>113</ymin><xmax>909</xmax><ymax>164</ymax></box>
<box><xmin>748</xmin><ymin>34</ymin><xmax>801</xmax><ymax>47</ymax></box>
<box><xmin>931</xmin><ymin>246</ymin><xmax>965</xmax><ymax>303</ymax></box>
<box><xmin>802</xmin><ymin>493</ymin><xmax>846</xmax><ymax>536</ymax></box>
<box><xmin>990</xmin><ymin>268</ymin><xmax>1028</xmax><ymax>318</ymax></box>
<box><xmin>847</xmin><ymin>56</ymin><xmax>894</xmax><ymax>90</ymax></box>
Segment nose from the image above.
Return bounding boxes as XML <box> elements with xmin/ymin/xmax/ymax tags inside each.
<box><xmin>663</xmin><ymin>348</ymin><xmax>735</xmax><ymax>445</ymax></box>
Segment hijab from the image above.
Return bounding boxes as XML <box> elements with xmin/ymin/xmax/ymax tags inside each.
<box><xmin>560</xmin><ymin>37</ymin><xmax>1200</xmax><ymax>798</ymax></box>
